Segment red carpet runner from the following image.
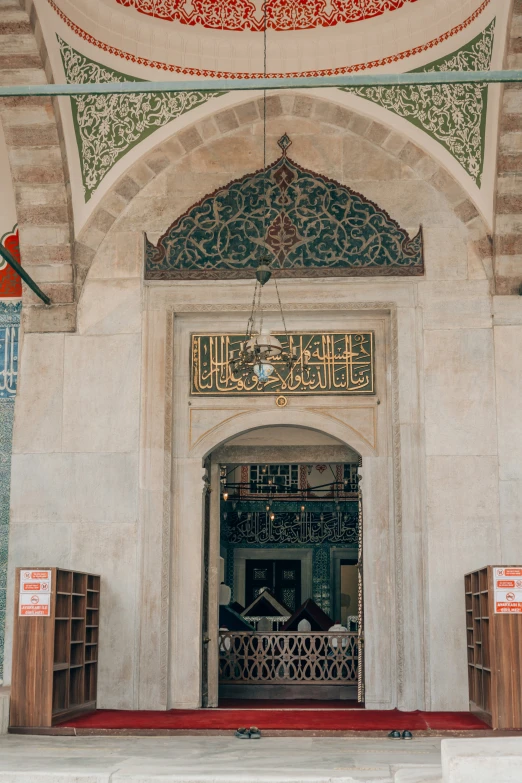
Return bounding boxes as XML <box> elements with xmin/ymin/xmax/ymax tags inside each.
<box><xmin>61</xmin><ymin>708</ymin><xmax>489</xmax><ymax>731</ymax></box>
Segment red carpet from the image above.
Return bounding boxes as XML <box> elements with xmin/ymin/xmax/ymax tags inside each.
<box><xmin>219</xmin><ymin>699</ymin><xmax>363</xmax><ymax>710</ymax></box>
<box><xmin>60</xmin><ymin>708</ymin><xmax>489</xmax><ymax>731</ymax></box>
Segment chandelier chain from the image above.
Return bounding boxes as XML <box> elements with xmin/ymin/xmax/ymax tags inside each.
<box><xmin>262</xmin><ymin>0</ymin><xmax>268</xmax><ymax>254</ymax></box>
<box><xmin>246</xmin><ymin>280</ymin><xmax>259</xmax><ymax>339</ymax></box>
<box><xmin>274</xmin><ymin>276</ymin><xmax>289</xmax><ymax>341</ymax></box>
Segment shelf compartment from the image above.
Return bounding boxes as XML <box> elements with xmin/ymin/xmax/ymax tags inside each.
<box><xmin>56</xmin><ymin>593</ymin><xmax>71</xmax><ymax>619</ymax></box>
<box><xmin>73</xmin><ymin>572</ymin><xmax>87</xmax><ymax>595</ymax></box>
<box><xmin>86</xmin><ymin>608</ymin><xmax>99</xmax><ymax>626</ymax></box>
<box><xmin>72</xmin><ymin>594</ymin><xmax>86</xmax><ymax>620</ymax></box>
<box><xmin>53</xmin><ymin>619</ymin><xmax>70</xmax><ymax>665</ymax></box>
<box><xmin>87</xmin><ymin>575</ymin><xmax>100</xmax><ymax>592</ymax></box>
<box><xmin>86</xmin><ymin>627</ymin><xmax>98</xmax><ymax>644</ymax></box>
<box><xmin>70</xmin><ymin>643</ymin><xmax>84</xmax><ymax>667</ymax></box>
<box><xmin>52</xmin><ymin>669</ymin><xmax>68</xmax><ymax>713</ymax></box>
<box><xmin>69</xmin><ymin>666</ymin><xmax>85</xmax><ymax>707</ymax></box>
<box><xmin>71</xmin><ymin>619</ymin><xmax>84</xmax><ymax>642</ymax></box>
<box><xmin>85</xmin><ymin>645</ymin><xmax>97</xmax><ymax>663</ymax></box>
<box><xmin>87</xmin><ymin>591</ymin><xmax>100</xmax><ymax>610</ymax></box>
<box><xmin>56</xmin><ymin>570</ymin><xmax>72</xmax><ymax>593</ymax></box>
<box><xmin>84</xmin><ymin>661</ymin><xmax>97</xmax><ymax>702</ymax></box>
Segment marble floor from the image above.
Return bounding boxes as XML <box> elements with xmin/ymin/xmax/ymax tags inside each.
<box><xmin>0</xmin><ymin>734</ymin><xmax>443</xmax><ymax>782</ymax></box>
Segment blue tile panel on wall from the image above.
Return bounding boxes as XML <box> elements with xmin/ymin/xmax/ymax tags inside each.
<box><xmin>0</xmin><ymin>301</ymin><xmax>20</xmax><ymax>683</ymax></box>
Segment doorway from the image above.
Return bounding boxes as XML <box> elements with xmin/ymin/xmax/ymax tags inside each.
<box><xmin>204</xmin><ymin>452</ymin><xmax>364</xmax><ymax>705</ymax></box>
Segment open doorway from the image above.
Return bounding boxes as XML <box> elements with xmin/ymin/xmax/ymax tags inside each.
<box><xmin>202</xmin><ymin>427</ymin><xmax>364</xmax><ymax>706</ymax></box>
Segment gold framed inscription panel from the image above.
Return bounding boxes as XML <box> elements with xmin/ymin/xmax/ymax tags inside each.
<box><xmin>191</xmin><ymin>332</ymin><xmax>375</xmax><ymax>396</ymax></box>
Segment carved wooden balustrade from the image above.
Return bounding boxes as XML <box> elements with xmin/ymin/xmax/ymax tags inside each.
<box><xmin>219</xmin><ymin>632</ymin><xmax>358</xmax><ymax>685</ymax></box>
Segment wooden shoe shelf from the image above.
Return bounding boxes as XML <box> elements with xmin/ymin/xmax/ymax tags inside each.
<box><xmin>10</xmin><ymin>567</ymin><xmax>100</xmax><ymax>728</ymax></box>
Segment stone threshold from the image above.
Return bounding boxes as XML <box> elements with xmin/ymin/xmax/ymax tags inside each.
<box><xmin>8</xmin><ymin>727</ymin><xmax>521</xmax><ymax>737</ymax></box>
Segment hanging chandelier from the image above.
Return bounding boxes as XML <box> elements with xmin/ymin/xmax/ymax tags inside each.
<box><xmin>228</xmin><ymin>6</ymin><xmax>298</xmax><ymax>389</ymax></box>
<box><xmin>229</xmin><ymin>262</ymin><xmax>298</xmax><ymax>387</ymax></box>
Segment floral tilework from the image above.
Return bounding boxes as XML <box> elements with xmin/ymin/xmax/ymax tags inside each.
<box><xmin>146</xmin><ymin>141</ymin><xmax>424</xmax><ymax>280</ymax></box>
<box><xmin>0</xmin><ymin>301</ymin><xmax>20</xmax><ymax>683</ymax></box>
<box><xmin>312</xmin><ymin>545</ymin><xmax>331</xmax><ymax>616</ymax></box>
<box><xmin>346</xmin><ymin>20</ymin><xmax>495</xmax><ymax>187</ymax></box>
<box><xmin>57</xmin><ymin>36</ymin><xmax>223</xmax><ymax>201</ymax></box>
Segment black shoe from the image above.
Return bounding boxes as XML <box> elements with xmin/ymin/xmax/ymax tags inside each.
<box><xmin>249</xmin><ymin>726</ymin><xmax>261</xmax><ymax>739</ymax></box>
<box><xmin>402</xmin><ymin>730</ymin><xmax>413</xmax><ymax>740</ymax></box>
<box><xmin>235</xmin><ymin>727</ymin><xmax>250</xmax><ymax>739</ymax></box>
<box><xmin>388</xmin><ymin>730</ymin><xmax>401</xmax><ymax>739</ymax></box>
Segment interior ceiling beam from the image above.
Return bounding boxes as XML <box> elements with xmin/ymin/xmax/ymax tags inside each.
<box><xmin>213</xmin><ymin>446</ymin><xmax>357</xmax><ymax>464</ymax></box>
<box><xmin>1</xmin><ymin>70</ymin><xmax>522</xmax><ymax>97</ymax></box>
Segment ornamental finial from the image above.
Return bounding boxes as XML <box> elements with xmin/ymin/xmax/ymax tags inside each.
<box><xmin>278</xmin><ymin>133</ymin><xmax>292</xmax><ymax>155</ymax></box>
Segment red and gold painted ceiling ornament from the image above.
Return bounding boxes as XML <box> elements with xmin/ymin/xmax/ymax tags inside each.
<box><xmin>115</xmin><ymin>0</ymin><xmax>418</xmax><ymax>32</ymax></box>
<box><xmin>50</xmin><ymin>0</ymin><xmax>490</xmax><ymax>78</ymax></box>
<box><xmin>0</xmin><ymin>226</ymin><xmax>22</xmax><ymax>298</ymax></box>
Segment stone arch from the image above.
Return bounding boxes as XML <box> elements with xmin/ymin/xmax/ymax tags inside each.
<box><xmin>191</xmin><ymin>410</ymin><xmax>373</xmax><ymax>463</ymax></box>
<box><xmin>495</xmin><ymin>0</ymin><xmax>522</xmax><ymax>294</ymax></box>
<box><xmin>1</xmin><ymin>0</ymin><xmax>75</xmax><ymax>332</ymax></box>
<box><xmin>76</xmin><ymin>92</ymin><xmax>492</xmax><ymax>303</ymax></box>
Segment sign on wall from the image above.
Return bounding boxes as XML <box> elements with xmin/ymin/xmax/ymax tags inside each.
<box><xmin>493</xmin><ymin>567</ymin><xmax>522</xmax><ymax>614</ymax></box>
<box><xmin>19</xmin><ymin>569</ymin><xmax>52</xmax><ymax>617</ymax></box>
<box><xmin>191</xmin><ymin>332</ymin><xmax>374</xmax><ymax>395</ymax></box>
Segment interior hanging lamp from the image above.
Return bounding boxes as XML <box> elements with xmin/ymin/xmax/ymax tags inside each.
<box><xmin>229</xmin><ymin>6</ymin><xmax>298</xmax><ymax>389</ymax></box>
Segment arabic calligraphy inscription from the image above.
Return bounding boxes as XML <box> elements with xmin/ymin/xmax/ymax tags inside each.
<box><xmin>192</xmin><ymin>332</ymin><xmax>374</xmax><ymax>395</ymax></box>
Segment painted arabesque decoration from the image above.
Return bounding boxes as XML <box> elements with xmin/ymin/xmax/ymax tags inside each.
<box><xmin>115</xmin><ymin>0</ymin><xmax>418</xmax><ymax>31</ymax></box>
<box><xmin>57</xmin><ymin>36</ymin><xmax>222</xmax><ymax>200</ymax></box>
<box><xmin>58</xmin><ymin>16</ymin><xmax>493</xmax><ymax>201</ymax></box>
<box><xmin>146</xmin><ymin>135</ymin><xmax>423</xmax><ymax>279</ymax></box>
<box><xmin>346</xmin><ymin>20</ymin><xmax>495</xmax><ymax>186</ymax></box>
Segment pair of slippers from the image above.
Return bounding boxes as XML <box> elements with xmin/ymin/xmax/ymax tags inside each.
<box><xmin>235</xmin><ymin>726</ymin><xmax>261</xmax><ymax>739</ymax></box>
<box><xmin>388</xmin><ymin>730</ymin><xmax>413</xmax><ymax>740</ymax></box>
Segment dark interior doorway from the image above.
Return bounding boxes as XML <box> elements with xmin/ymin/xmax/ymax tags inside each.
<box><xmin>245</xmin><ymin>559</ymin><xmax>301</xmax><ymax>613</ymax></box>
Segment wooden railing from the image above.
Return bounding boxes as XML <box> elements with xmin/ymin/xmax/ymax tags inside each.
<box><xmin>219</xmin><ymin>632</ymin><xmax>358</xmax><ymax>684</ymax></box>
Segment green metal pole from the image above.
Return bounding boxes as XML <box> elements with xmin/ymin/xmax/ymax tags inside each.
<box><xmin>0</xmin><ymin>244</ymin><xmax>51</xmax><ymax>306</ymax></box>
<box><xmin>0</xmin><ymin>70</ymin><xmax>521</xmax><ymax>97</ymax></box>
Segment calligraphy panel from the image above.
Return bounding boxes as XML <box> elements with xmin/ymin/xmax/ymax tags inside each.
<box><xmin>191</xmin><ymin>332</ymin><xmax>374</xmax><ymax>395</ymax></box>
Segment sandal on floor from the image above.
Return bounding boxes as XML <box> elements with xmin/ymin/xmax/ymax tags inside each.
<box><xmin>235</xmin><ymin>727</ymin><xmax>250</xmax><ymax>739</ymax></box>
<box><xmin>249</xmin><ymin>726</ymin><xmax>261</xmax><ymax>739</ymax></box>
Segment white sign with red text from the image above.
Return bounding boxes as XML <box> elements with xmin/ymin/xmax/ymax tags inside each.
<box><xmin>494</xmin><ymin>567</ymin><xmax>522</xmax><ymax>614</ymax></box>
<box><xmin>19</xmin><ymin>569</ymin><xmax>52</xmax><ymax>616</ymax></box>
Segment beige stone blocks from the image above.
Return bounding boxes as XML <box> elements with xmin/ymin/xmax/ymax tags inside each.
<box><xmin>426</xmin><ymin>455</ymin><xmax>500</xmax><ymax>710</ymax></box>
<box><xmin>22</xmin><ymin>303</ymin><xmax>76</xmax><ymax>333</ymax></box>
<box><xmin>419</xmin><ymin>281</ymin><xmax>492</xmax><ymax>330</ymax></box>
<box><xmin>11</xmin><ymin>452</ymin><xmax>139</xmax><ymax>524</ymax></box>
<box><xmin>13</xmin><ymin>332</ymin><xmax>64</xmax><ymax>453</ymax></box>
<box><xmin>494</xmin><ymin>324</ymin><xmax>522</xmax><ymax>482</ymax></box>
<box><xmin>78</xmin><ymin>278</ymin><xmax>142</xmax><ymax>336</ymax></box>
<box><xmin>62</xmin><ymin>334</ymin><xmax>141</xmax><ymax>453</ymax></box>
<box><xmin>424</xmin><ymin>328</ymin><xmax>497</xmax><ymax>457</ymax></box>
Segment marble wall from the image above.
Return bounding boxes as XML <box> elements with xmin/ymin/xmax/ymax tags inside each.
<box><xmin>3</xmin><ymin>99</ymin><xmax>517</xmax><ymax>714</ymax></box>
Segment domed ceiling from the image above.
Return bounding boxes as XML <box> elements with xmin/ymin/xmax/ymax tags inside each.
<box><xmin>113</xmin><ymin>0</ymin><xmax>417</xmax><ymax>32</ymax></box>
<box><xmin>48</xmin><ymin>0</ymin><xmax>491</xmax><ymax>77</ymax></box>
<box><xmin>38</xmin><ymin>0</ymin><xmax>509</xmax><ymax>228</ymax></box>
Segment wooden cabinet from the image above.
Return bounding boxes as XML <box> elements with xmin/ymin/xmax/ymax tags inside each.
<box><xmin>10</xmin><ymin>567</ymin><xmax>100</xmax><ymax>728</ymax></box>
<box><xmin>465</xmin><ymin>566</ymin><xmax>522</xmax><ymax>729</ymax></box>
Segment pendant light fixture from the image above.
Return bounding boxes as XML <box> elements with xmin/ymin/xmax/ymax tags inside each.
<box><xmin>229</xmin><ymin>5</ymin><xmax>297</xmax><ymax>389</ymax></box>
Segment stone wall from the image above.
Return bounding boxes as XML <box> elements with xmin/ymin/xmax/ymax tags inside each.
<box><xmin>0</xmin><ymin>0</ymin><xmax>75</xmax><ymax>332</ymax></box>
<box><xmin>3</xmin><ymin>95</ymin><xmax>510</xmax><ymax>713</ymax></box>
<box><xmin>495</xmin><ymin>0</ymin><xmax>522</xmax><ymax>295</ymax></box>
